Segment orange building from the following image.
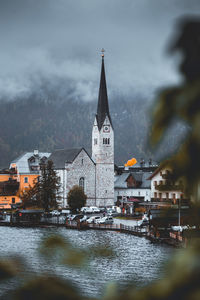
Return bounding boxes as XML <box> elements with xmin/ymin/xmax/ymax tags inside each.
<box><xmin>0</xmin><ymin>150</ymin><xmax>51</xmax><ymax>209</ymax></box>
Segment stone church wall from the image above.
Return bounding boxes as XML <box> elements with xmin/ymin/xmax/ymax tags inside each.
<box><xmin>66</xmin><ymin>149</ymin><xmax>96</xmax><ymax>206</ymax></box>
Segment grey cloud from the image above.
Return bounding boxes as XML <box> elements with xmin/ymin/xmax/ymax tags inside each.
<box><xmin>0</xmin><ymin>0</ymin><xmax>199</xmax><ymax>101</ymax></box>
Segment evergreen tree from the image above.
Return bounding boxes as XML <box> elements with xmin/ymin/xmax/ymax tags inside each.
<box><xmin>67</xmin><ymin>185</ymin><xmax>87</xmax><ymax>213</ymax></box>
<box><xmin>20</xmin><ymin>180</ymin><xmax>40</xmax><ymax>208</ymax></box>
<box><xmin>39</xmin><ymin>160</ymin><xmax>60</xmax><ymax>212</ymax></box>
<box><xmin>21</xmin><ymin>160</ymin><xmax>60</xmax><ymax>211</ymax></box>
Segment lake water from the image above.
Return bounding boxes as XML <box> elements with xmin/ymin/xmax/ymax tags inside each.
<box><xmin>0</xmin><ymin>226</ymin><xmax>174</xmax><ymax>298</ymax></box>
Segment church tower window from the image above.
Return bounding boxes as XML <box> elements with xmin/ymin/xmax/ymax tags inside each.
<box><xmin>79</xmin><ymin>177</ymin><xmax>85</xmax><ymax>191</ymax></box>
<box><xmin>94</xmin><ymin>138</ymin><xmax>98</xmax><ymax>145</ymax></box>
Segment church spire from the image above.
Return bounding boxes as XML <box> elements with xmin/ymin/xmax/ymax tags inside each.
<box><xmin>96</xmin><ymin>50</ymin><xmax>112</xmax><ymax>130</ymax></box>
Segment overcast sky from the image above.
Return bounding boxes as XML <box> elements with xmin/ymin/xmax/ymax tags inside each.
<box><xmin>0</xmin><ymin>0</ymin><xmax>199</xmax><ymax>102</ymax></box>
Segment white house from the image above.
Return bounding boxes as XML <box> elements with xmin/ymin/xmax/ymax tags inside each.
<box><xmin>114</xmin><ymin>171</ymin><xmax>152</xmax><ymax>204</ymax></box>
<box><xmin>149</xmin><ymin>166</ymin><xmax>184</xmax><ymax>204</ymax></box>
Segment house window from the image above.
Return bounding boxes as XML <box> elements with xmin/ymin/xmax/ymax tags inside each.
<box><xmin>138</xmin><ymin>191</ymin><xmax>140</xmax><ymax>196</ymax></box>
<box><xmin>107</xmin><ymin>138</ymin><xmax>110</xmax><ymax>145</ymax></box>
<box><xmin>24</xmin><ymin>177</ymin><xmax>28</xmax><ymax>183</ymax></box>
<box><xmin>94</xmin><ymin>138</ymin><xmax>98</xmax><ymax>145</ymax></box>
<box><xmin>166</xmin><ymin>192</ymin><xmax>169</xmax><ymax>199</ymax></box>
<box><xmin>154</xmin><ymin>181</ymin><xmax>157</xmax><ymax>186</ymax></box>
<box><xmin>12</xmin><ymin>197</ymin><xmax>15</xmax><ymax>204</ymax></box>
<box><xmin>154</xmin><ymin>192</ymin><xmax>157</xmax><ymax>198</ymax></box>
<box><xmin>159</xmin><ymin>180</ymin><xmax>163</xmax><ymax>185</ymax></box>
<box><xmin>159</xmin><ymin>193</ymin><xmax>162</xmax><ymax>200</ymax></box>
<box><xmin>79</xmin><ymin>177</ymin><xmax>85</xmax><ymax>191</ymax></box>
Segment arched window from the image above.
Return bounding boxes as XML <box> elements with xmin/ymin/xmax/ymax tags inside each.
<box><xmin>79</xmin><ymin>177</ymin><xmax>85</xmax><ymax>191</ymax></box>
<box><xmin>107</xmin><ymin>138</ymin><xmax>110</xmax><ymax>145</ymax></box>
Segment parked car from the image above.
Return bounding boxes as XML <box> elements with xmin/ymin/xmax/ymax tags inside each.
<box><xmin>106</xmin><ymin>208</ymin><xmax>116</xmax><ymax>216</ymax></box>
<box><xmin>97</xmin><ymin>216</ymin><xmax>114</xmax><ymax>224</ymax></box>
<box><xmin>81</xmin><ymin>207</ymin><xmax>93</xmax><ymax>214</ymax></box>
<box><xmin>90</xmin><ymin>206</ymin><xmax>100</xmax><ymax>213</ymax></box>
<box><xmin>61</xmin><ymin>209</ymin><xmax>71</xmax><ymax>216</ymax></box>
<box><xmin>87</xmin><ymin>216</ymin><xmax>101</xmax><ymax>224</ymax></box>
<box><xmin>51</xmin><ymin>210</ymin><xmax>61</xmax><ymax>216</ymax></box>
<box><xmin>72</xmin><ymin>214</ymin><xmax>84</xmax><ymax>221</ymax></box>
<box><xmin>99</xmin><ymin>207</ymin><xmax>107</xmax><ymax>213</ymax></box>
<box><xmin>79</xmin><ymin>215</ymin><xmax>90</xmax><ymax>223</ymax></box>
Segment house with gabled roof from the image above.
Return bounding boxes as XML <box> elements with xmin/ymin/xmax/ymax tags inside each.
<box><xmin>0</xmin><ymin>150</ymin><xmax>51</xmax><ymax>208</ymax></box>
<box><xmin>148</xmin><ymin>165</ymin><xmax>186</xmax><ymax>204</ymax></box>
<box><xmin>114</xmin><ymin>170</ymin><xmax>152</xmax><ymax>204</ymax></box>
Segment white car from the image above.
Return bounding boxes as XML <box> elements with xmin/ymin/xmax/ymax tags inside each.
<box><xmin>79</xmin><ymin>215</ymin><xmax>89</xmax><ymax>223</ymax></box>
<box><xmin>96</xmin><ymin>216</ymin><xmax>114</xmax><ymax>224</ymax></box>
<box><xmin>51</xmin><ymin>210</ymin><xmax>61</xmax><ymax>216</ymax></box>
<box><xmin>90</xmin><ymin>206</ymin><xmax>100</xmax><ymax>213</ymax></box>
<box><xmin>87</xmin><ymin>216</ymin><xmax>101</xmax><ymax>224</ymax></box>
<box><xmin>81</xmin><ymin>207</ymin><xmax>93</xmax><ymax>214</ymax></box>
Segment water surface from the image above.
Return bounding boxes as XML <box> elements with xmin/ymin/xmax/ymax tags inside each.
<box><xmin>0</xmin><ymin>226</ymin><xmax>174</xmax><ymax>298</ymax></box>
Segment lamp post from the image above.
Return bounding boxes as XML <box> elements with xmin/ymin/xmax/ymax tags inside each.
<box><xmin>178</xmin><ymin>198</ymin><xmax>181</xmax><ymax>227</ymax></box>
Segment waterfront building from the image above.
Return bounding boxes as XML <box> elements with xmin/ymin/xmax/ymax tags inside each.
<box><xmin>0</xmin><ymin>150</ymin><xmax>50</xmax><ymax>208</ymax></box>
<box><xmin>114</xmin><ymin>160</ymin><xmax>158</xmax><ymax>205</ymax></box>
<box><xmin>0</xmin><ymin>168</ymin><xmax>20</xmax><ymax>208</ymax></box>
<box><xmin>49</xmin><ymin>53</ymin><xmax>114</xmax><ymax>207</ymax></box>
<box><xmin>149</xmin><ymin>165</ymin><xmax>187</xmax><ymax>204</ymax></box>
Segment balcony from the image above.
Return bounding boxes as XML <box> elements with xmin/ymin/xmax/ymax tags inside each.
<box><xmin>161</xmin><ymin>173</ymin><xmax>174</xmax><ymax>180</ymax></box>
<box><xmin>156</xmin><ymin>184</ymin><xmax>184</xmax><ymax>191</ymax></box>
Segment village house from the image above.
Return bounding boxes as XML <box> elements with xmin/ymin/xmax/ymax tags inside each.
<box><xmin>114</xmin><ymin>160</ymin><xmax>158</xmax><ymax>206</ymax></box>
<box><xmin>148</xmin><ymin>165</ymin><xmax>187</xmax><ymax>204</ymax></box>
<box><xmin>0</xmin><ymin>150</ymin><xmax>50</xmax><ymax>208</ymax></box>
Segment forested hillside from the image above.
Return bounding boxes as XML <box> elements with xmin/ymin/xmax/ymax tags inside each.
<box><xmin>0</xmin><ymin>93</ymin><xmax>185</xmax><ymax>168</ymax></box>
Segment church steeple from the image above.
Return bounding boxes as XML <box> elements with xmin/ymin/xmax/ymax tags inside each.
<box><xmin>96</xmin><ymin>51</ymin><xmax>112</xmax><ymax>130</ymax></box>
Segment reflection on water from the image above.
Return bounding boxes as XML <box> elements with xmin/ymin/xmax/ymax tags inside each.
<box><xmin>0</xmin><ymin>227</ymin><xmax>174</xmax><ymax>298</ymax></box>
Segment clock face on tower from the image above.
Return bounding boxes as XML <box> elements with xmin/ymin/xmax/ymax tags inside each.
<box><xmin>103</xmin><ymin>125</ymin><xmax>110</xmax><ymax>133</ymax></box>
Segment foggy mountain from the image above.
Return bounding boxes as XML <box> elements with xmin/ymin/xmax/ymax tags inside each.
<box><xmin>0</xmin><ymin>87</ymin><xmax>186</xmax><ymax>169</ymax></box>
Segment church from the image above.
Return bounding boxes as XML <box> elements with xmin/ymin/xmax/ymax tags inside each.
<box><xmin>49</xmin><ymin>53</ymin><xmax>114</xmax><ymax>208</ymax></box>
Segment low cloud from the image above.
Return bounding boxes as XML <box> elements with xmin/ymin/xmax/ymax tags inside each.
<box><xmin>0</xmin><ymin>0</ymin><xmax>199</xmax><ymax>102</ymax></box>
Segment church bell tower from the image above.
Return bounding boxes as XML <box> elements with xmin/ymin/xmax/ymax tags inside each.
<box><xmin>92</xmin><ymin>50</ymin><xmax>114</xmax><ymax>207</ymax></box>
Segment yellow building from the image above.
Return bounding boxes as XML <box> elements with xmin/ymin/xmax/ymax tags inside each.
<box><xmin>0</xmin><ymin>150</ymin><xmax>51</xmax><ymax>209</ymax></box>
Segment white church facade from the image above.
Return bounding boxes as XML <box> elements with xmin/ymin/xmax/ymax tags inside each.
<box><xmin>49</xmin><ymin>54</ymin><xmax>114</xmax><ymax>207</ymax></box>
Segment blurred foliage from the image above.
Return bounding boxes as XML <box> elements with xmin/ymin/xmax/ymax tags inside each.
<box><xmin>0</xmin><ymin>258</ymin><xmax>21</xmax><ymax>281</ymax></box>
<box><xmin>39</xmin><ymin>235</ymin><xmax>115</xmax><ymax>268</ymax></box>
<box><xmin>150</xmin><ymin>17</ymin><xmax>200</xmax><ymax>198</ymax></box>
<box><xmin>14</xmin><ymin>276</ymin><xmax>84</xmax><ymax>300</ymax></box>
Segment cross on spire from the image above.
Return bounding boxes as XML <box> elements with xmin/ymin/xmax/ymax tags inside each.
<box><xmin>101</xmin><ymin>48</ymin><xmax>105</xmax><ymax>57</ymax></box>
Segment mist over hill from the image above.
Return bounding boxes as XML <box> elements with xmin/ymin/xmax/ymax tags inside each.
<box><xmin>0</xmin><ymin>86</ymin><xmax>187</xmax><ymax>169</ymax></box>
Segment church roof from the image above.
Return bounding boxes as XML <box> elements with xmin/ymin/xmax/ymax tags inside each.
<box><xmin>96</xmin><ymin>56</ymin><xmax>113</xmax><ymax>130</ymax></box>
<box><xmin>49</xmin><ymin>148</ymin><xmax>82</xmax><ymax>168</ymax></box>
<box><xmin>49</xmin><ymin>147</ymin><xmax>94</xmax><ymax>169</ymax></box>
